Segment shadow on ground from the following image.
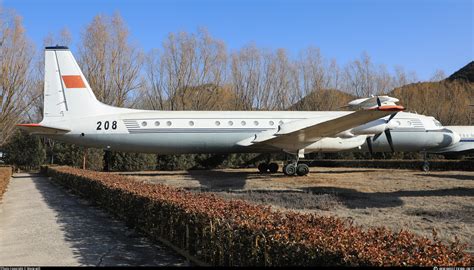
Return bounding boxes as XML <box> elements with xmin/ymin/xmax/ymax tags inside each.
<box><xmin>414</xmin><ymin>174</ymin><xmax>474</xmax><ymax>181</ymax></box>
<box><xmin>313</xmin><ymin>169</ymin><xmax>380</xmax><ymax>174</ymax></box>
<box><xmin>300</xmin><ymin>186</ymin><xmax>473</xmax><ymax>209</ymax></box>
<box><xmin>122</xmin><ymin>170</ymin><xmax>288</xmax><ymax>191</ymax></box>
<box><xmin>31</xmin><ymin>174</ymin><xmax>188</xmax><ymax>266</ymax></box>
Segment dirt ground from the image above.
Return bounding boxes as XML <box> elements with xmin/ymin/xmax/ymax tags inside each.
<box><xmin>118</xmin><ymin>167</ymin><xmax>474</xmax><ymax>254</ymax></box>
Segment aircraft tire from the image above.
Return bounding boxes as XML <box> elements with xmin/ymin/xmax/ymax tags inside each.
<box><xmin>258</xmin><ymin>163</ymin><xmax>269</xmax><ymax>173</ymax></box>
<box><xmin>422</xmin><ymin>163</ymin><xmax>430</xmax><ymax>172</ymax></box>
<box><xmin>296</xmin><ymin>164</ymin><xmax>310</xmax><ymax>176</ymax></box>
<box><xmin>268</xmin><ymin>162</ymin><xmax>279</xmax><ymax>173</ymax></box>
<box><xmin>283</xmin><ymin>164</ymin><xmax>296</xmax><ymax>176</ymax></box>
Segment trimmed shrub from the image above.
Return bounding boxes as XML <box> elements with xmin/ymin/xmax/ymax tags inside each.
<box><xmin>46</xmin><ymin>166</ymin><xmax>472</xmax><ymax>266</ymax></box>
<box><xmin>0</xmin><ymin>166</ymin><xmax>12</xmax><ymax>200</ymax></box>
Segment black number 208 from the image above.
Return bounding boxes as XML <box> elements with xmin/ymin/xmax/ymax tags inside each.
<box><xmin>97</xmin><ymin>121</ymin><xmax>117</xmax><ymax>130</ymax></box>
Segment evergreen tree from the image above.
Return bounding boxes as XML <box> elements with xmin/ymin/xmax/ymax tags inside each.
<box><xmin>3</xmin><ymin>130</ymin><xmax>46</xmax><ymax>169</ymax></box>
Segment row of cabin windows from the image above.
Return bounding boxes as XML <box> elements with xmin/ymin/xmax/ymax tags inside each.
<box><xmin>140</xmin><ymin>120</ymin><xmax>285</xmax><ymax>127</ymax></box>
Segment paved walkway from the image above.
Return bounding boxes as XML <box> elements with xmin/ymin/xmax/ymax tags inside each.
<box><xmin>0</xmin><ymin>173</ymin><xmax>189</xmax><ymax>266</ymax></box>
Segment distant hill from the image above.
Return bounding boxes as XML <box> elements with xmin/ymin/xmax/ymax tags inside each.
<box><xmin>388</xmin><ymin>61</ymin><xmax>474</xmax><ymax>125</ymax></box>
<box><xmin>446</xmin><ymin>61</ymin><xmax>474</xmax><ymax>83</ymax></box>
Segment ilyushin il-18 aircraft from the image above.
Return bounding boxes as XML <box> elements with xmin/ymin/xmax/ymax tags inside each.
<box><xmin>18</xmin><ymin>46</ymin><xmax>464</xmax><ymax>176</ymax></box>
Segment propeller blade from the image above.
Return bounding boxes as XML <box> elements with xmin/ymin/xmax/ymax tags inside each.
<box><xmin>366</xmin><ymin>137</ymin><xmax>374</xmax><ymax>157</ymax></box>
<box><xmin>385</xmin><ymin>129</ymin><xmax>394</xmax><ymax>153</ymax></box>
<box><xmin>376</xmin><ymin>96</ymin><xmax>382</xmax><ymax>107</ymax></box>
<box><xmin>373</xmin><ymin>132</ymin><xmax>382</xmax><ymax>141</ymax></box>
<box><xmin>386</xmin><ymin>112</ymin><xmax>398</xmax><ymax>123</ymax></box>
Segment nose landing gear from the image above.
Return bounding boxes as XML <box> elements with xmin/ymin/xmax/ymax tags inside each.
<box><xmin>421</xmin><ymin>151</ymin><xmax>430</xmax><ymax>172</ymax></box>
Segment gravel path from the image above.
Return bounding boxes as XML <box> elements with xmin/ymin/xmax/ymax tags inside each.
<box><xmin>0</xmin><ymin>173</ymin><xmax>189</xmax><ymax>266</ymax></box>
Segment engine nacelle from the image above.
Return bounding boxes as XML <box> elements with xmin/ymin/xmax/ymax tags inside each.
<box><xmin>305</xmin><ymin>136</ymin><xmax>366</xmax><ymax>152</ymax></box>
<box><xmin>347</xmin><ymin>95</ymin><xmax>399</xmax><ymax>109</ymax></box>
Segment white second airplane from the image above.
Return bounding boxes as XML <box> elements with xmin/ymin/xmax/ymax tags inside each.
<box><xmin>18</xmin><ymin>46</ymin><xmax>461</xmax><ymax>176</ymax></box>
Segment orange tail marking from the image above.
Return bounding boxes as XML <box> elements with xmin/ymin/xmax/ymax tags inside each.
<box><xmin>62</xmin><ymin>75</ymin><xmax>86</xmax><ymax>88</ymax></box>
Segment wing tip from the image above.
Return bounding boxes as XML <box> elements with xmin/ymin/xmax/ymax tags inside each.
<box><xmin>374</xmin><ymin>105</ymin><xmax>405</xmax><ymax>111</ymax></box>
<box><xmin>16</xmin><ymin>123</ymin><xmax>41</xmax><ymax>127</ymax></box>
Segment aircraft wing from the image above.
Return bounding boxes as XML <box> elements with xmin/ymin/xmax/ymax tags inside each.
<box><xmin>16</xmin><ymin>123</ymin><xmax>71</xmax><ymax>135</ymax></box>
<box><xmin>238</xmin><ymin>105</ymin><xmax>404</xmax><ymax>149</ymax></box>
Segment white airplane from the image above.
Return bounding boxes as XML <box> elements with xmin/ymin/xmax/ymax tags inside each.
<box><xmin>17</xmin><ymin>46</ymin><xmax>461</xmax><ymax>176</ymax></box>
<box><xmin>431</xmin><ymin>126</ymin><xmax>474</xmax><ymax>158</ymax></box>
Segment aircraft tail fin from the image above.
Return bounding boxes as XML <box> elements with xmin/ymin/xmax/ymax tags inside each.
<box><xmin>43</xmin><ymin>46</ymin><xmax>105</xmax><ymax>120</ymax></box>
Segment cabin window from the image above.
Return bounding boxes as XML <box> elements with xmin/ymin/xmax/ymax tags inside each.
<box><xmin>142</xmin><ymin>121</ymin><xmax>147</xmax><ymax>127</ymax></box>
<box><xmin>228</xmin><ymin>121</ymin><xmax>234</xmax><ymax>126</ymax></box>
<box><xmin>269</xmin><ymin>121</ymin><xmax>274</xmax><ymax>126</ymax></box>
<box><xmin>154</xmin><ymin>121</ymin><xmax>160</xmax><ymax>126</ymax></box>
<box><xmin>241</xmin><ymin>121</ymin><xmax>246</xmax><ymax>126</ymax></box>
<box><xmin>278</xmin><ymin>120</ymin><xmax>284</xmax><ymax>125</ymax></box>
<box><xmin>215</xmin><ymin>121</ymin><xmax>221</xmax><ymax>126</ymax></box>
<box><xmin>254</xmin><ymin>121</ymin><xmax>259</xmax><ymax>126</ymax></box>
<box><xmin>189</xmin><ymin>121</ymin><xmax>194</xmax><ymax>126</ymax></box>
<box><xmin>166</xmin><ymin>121</ymin><xmax>172</xmax><ymax>126</ymax></box>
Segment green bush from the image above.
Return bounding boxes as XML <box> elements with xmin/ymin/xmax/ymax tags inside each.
<box><xmin>3</xmin><ymin>130</ymin><xmax>46</xmax><ymax>170</ymax></box>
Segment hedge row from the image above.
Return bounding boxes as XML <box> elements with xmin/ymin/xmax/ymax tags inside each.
<box><xmin>308</xmin><ymin>159</ymin><xmax>474</xmax><ymax>171</ymax></box>
<box><xmin>45</xmin><ymin>166</ymin><xmax>472</xmax><ymax>266</ymax></box>
<box><xmin>0</xmin><ymin>166</ymin><xmax>13</xmax><ymax>200</ymax></box>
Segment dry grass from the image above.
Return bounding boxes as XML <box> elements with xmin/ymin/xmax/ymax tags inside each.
<box><xmin>119</xmin><ymin>167</ymin><xmax>474</xmax><ymax>254</ymax></box>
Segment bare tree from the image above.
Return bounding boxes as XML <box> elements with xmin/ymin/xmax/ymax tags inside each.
<box><xmin>230</xmin><ymin>44</ymin><xmax>261</xmax><ymax>110</ymax></box>
<box><xmin>0</xmin><ymin>9</ymin><xmax>35</xmax><ymax>145</ymax></box>
<box><xmin>230</xmin><ymin>45</ymin><xmax>297</xmax><ymax>110</ymax></box>
<box><xmin>78</xmin><ymin>13</ymin><xmax>143</xmax><ymax>107</ymax></box>
<box><xmin>144</xmin><ymin>28</ymin><xmax>227</xmax><ymax>110</ymax></box>
<box><xmin>374</xmin><ymin>64</ymin><xmax>392</xmax><ymax>95</ymax></box>
<box><xmin>343</xmin><ymin>52</ymin><xmax>376</xmax><ymax>97</ymax></box>
<box><xmin>295</xmin><ymin>47</ymin><xmax>329</xmax><ymax>110</ymax></box>
<box><xmin>430</xmin><ymin>69</ymin><xmax>446</xmax><ymax>82</ymax></box>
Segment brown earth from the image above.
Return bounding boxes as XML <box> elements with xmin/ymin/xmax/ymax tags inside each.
<box><xmin>117</xmin><ymin>167</ymin><xmax>474</xmax><ymax>254</ymax></box>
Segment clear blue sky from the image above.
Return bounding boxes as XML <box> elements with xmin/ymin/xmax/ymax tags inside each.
<box><xmin>3</xmin><ymin>0</ymin><xmax>473</xmax><ymax>80</ymax></box>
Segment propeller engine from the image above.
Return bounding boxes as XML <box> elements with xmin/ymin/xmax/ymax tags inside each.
<box><xmin>366</xmin><ymin>96</ymin><xmax>400</xmax><ymax>155</ymax></box>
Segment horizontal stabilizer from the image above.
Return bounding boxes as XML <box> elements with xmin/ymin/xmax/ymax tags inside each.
<box><xmin>16</xmin><ymin>123</ymin><xmax>70</xmax><ymax>135</ymax></box>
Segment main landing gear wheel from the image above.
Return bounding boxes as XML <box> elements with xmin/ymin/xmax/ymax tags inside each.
<box><xmin>258</xmin><ymin>163</ymin><xmax>268</xmax><ymax>173</ymax></box>
<box><xmin>268</xmin><ymin>162</ymin><xmax>279</xmax><ymax>173</ymax></box>
<box><xmin>296</xmin><ymin>164</ymin><xmax>310</xmax><ymax>176</ymax></box>
<box><xmin>283</xmin><ymin>164</ymin><xmax>296</xmax><ymax>176</ymax></box>
<box><xmin>258</xmin><ymin>162</ymin><xmax>279</xmax><ymax>174</ymax></box>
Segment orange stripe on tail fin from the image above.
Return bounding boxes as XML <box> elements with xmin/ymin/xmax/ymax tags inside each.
<box><xmin>62</xmin><ymin>75</ymin><xmax>86</xmax><ymax>88</ymax></box>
